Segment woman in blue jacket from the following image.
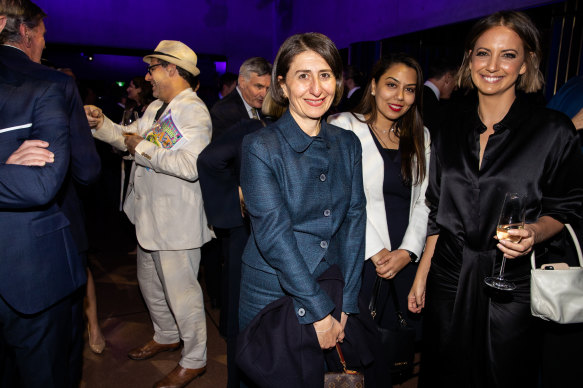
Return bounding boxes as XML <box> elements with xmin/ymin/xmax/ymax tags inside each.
<box><xmin>239</xmin><ymin>32</ymin><xmax>366</xmax><ymax>351</ymax></box>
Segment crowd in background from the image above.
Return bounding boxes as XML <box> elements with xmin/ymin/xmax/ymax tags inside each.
<box><xmin>1</xmin><ymin>1</ymin><xmax>583</xmax><ymax>388</ymax></box>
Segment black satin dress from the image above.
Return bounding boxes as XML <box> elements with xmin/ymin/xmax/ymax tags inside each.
<box><xmin>421</xmin><ymin>93</ymin><xmax>583</xmax><ymax>388</ymax></box>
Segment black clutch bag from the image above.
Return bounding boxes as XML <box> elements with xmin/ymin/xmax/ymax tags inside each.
<box><xmin>369</xmin><ymin>276</ymin><xmax>415</xmax><ymax>382</ymax></box>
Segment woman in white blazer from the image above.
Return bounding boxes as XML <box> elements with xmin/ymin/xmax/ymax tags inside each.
<box><xmin>329</xmin><ymin>54</ymin><xmax>430</xmax><ymax>344</ymax></box>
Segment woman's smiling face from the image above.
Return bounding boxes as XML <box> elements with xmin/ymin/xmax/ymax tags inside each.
<box><xmin>371</xmin><ymin>63</ymin><xmax>417</xmax><ymax>127</ymax></box>
<box><xmin>470</xmin><ymin>25</ymin><xmax>527</xmax><ymax>99</ymax></box>
<box><xmin>279</xmin><ymin>50</ymin><xmax>336</xmax><ymax>132</ymax></box>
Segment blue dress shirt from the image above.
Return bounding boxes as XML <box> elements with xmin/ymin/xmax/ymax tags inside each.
<box><xmin>240</xmin><ymin>110</ymin><xmax>366</xmax><ymax>324</ymax></box>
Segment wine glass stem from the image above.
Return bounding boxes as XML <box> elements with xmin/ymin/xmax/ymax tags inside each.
<box><xmin>498</xmin><ymin>256</ymin><xmax>507</xmax><ymax>279</ymax></box>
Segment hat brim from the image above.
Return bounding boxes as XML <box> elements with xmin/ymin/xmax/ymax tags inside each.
<box><xmin>143</xmin><ymin>54</ymin><xmax>200</xmax><ymax>77</ymax></box>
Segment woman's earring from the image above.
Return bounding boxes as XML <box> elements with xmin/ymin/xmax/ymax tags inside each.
<box><xmin>371</xmin><ymin>91</ymin><xmax>375</xmax><ymax>96</ymax></box>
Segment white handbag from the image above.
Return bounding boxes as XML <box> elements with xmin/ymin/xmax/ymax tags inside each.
<box><xmin>530</xmin><ymin>224</ymin><xmax>583</xmax><ymax>324</ymax></box>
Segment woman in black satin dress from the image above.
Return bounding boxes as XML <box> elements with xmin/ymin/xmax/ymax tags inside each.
<box><xmin>407</xmin><ymin>11</ymin><xmax>583</xmax><ymax>387</ymax></box>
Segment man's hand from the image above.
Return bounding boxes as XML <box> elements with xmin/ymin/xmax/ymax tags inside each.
<box><xmin>84</xmin><ymin>105</ymin><xmax>104</xmax><ymax>129</ymax></box>
<box><xmin>6</xmin><ymin>140</ymin><xmax>53</xmax><ymax>166</ymax></box>
<box><xmin>124</xmin><ymin>133</ymin><xmax>144</xmax><ymax>156</ymax></box>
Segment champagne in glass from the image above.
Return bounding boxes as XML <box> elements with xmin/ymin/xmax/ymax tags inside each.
<box><xmin>122</xmin><ymin>110</ymin><xmax>139</xmax><ymax>126</ymax></box>
<box><xmin>121</xmin><ymin>110</ymin><xmax>139</xmax><ymax>160</ymax></box>
<box><xmin>496</xmin><ymin>223</ymin><xmax>524</xmax><ymax>243</ymax></box>
<box><xmin>485</xmin><ymin>192</ymin><xmax>525</xmax><ymax>291</ymax></box>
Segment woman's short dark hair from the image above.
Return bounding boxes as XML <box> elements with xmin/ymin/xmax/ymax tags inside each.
<box><xmin>271</xmin><ymin>32</ymin><xmax>343</xmax><ymax>106</ymax></box>
<box><xmin>353</xmin><ymin>53</ymin><xmax>426</xmax><ymax>185</ymax></box>
<box><xmin>457</xmin><ymin>10</ymin><xmax>544</xmax><ymax>93</ymax></box>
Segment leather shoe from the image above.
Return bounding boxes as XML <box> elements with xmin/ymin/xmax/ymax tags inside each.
<box><xmin>154</xmin><ymin>365</ymin><xmax>206</xmax><ymax>388</ymax></box>
<box><xmin>127</xmin><ymin>340</ymin><xmax>180</xmax><ymax>360</ymax></box>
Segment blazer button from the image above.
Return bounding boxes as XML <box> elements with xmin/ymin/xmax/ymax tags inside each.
<box><xmin>298</xmin><ymin>308</ymin><xmax>305</xmax><ymax>317</ymax></box>
<box><xmin>320</xmin><ymin>240</ymin><xmax>328</xmax><ymax>249</ymax></box>
<box><xmin>319</xmin><ymin>173</ymin><xmax>326</xmax><ymax>182</ymax></box>
<box><xmin>323</xmin><ymin>209</ymin><xmax>331</xmax><ymax>217</ymax></box>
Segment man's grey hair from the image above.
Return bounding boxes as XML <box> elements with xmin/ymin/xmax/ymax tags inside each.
<box><xmin>0</xmin><ymin>0</ymin><xmax>45</xmax><ymax>45</ymax></box>
<box><xmin>239</xmin><ymin>57</ymin><xmax>272</xmax><ymax>80</ymax></box>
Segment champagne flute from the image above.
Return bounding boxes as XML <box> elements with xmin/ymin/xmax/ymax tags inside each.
<box><xmin>122</xmin><ymin>110</ymin><xmax>139</xmax><ymax>126</ymax></box>
<box><xmin>122</xmin><ymin>110</ymin><xmax>139</xmax><ymax>160</ymax></box>
<box><xmin>484</xmin><ymin>192</ymin><xmax>525</xmax><ymax>291</ymax></box>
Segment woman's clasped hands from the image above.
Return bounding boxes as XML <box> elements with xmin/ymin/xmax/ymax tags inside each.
<box><xmin>371</xmin><ymin>248</ymin><xmax>410</xmax><ymax>279</ymax></box>
<box><xmin>313</xmin><ymin>314</ymin><xmax>344</xmax><ymax>349</ymax></box>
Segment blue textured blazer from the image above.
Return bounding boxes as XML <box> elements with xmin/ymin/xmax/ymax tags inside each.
<box><xmin>0</xmin><ymin>63</ymin><xmax>86</xmax><ymax>314</ymax></box>
<box><xmin>240</xmin><ymin>110</ymin><xmax>366</xmax><ymax>324</ymax></box>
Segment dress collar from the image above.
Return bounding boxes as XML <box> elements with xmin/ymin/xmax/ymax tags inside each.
<box><xmin>469</xmin><ymin>92</ymin><xmax>531</xmax><ymax>134</ymax></box>
<box><xmin>495</xmin><ymin>92</ymin><xmax>531</xmax><ymax>132</ymax></box>
<box><xmin>278</xmin><ymin>110</ymin><xmax>331</xmax><ymax>153</ymax></box>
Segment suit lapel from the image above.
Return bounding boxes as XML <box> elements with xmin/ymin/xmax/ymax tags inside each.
<box><xmin>228</xmin><ymin>90</ymin><xmax>247</xmax><ymax>119</ymax></box>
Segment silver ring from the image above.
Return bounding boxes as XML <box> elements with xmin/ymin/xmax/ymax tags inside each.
<box><xmin>388</xmin><ymin>272</ymin><xmax>393</xmax><ymax>277</ymax></box>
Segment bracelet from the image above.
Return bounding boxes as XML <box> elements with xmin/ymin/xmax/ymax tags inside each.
<box><xmin>315</xmin><ymin>320</ymin><xmax>334</xmax><ymax>333</ymax></box>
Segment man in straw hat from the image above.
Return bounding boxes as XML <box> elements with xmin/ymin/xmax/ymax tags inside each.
<box><xmin>86</xmin><ymin>40</ymin><xmax>212</xmax><ymax>387</ymax></box>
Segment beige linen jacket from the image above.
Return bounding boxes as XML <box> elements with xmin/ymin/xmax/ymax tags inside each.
<box><xmin>328</xmin><ymin>112</ymin><xmax>431</xmax><ymax>260</ymax></box>
<box><xmin>94</xmin><ymin>88</ymin><xmax>212</xmax><ymax>251</ymax></box>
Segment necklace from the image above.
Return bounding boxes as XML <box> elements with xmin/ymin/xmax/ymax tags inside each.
<box><xmin>369</xmin><ymin>124</ymin><xmax>398</xmax><ymax>149</ymax></box>
<box><xmin>374</xmin><ymin>124</ymin><xmax>395</xmax><ymax>134</ymax></box>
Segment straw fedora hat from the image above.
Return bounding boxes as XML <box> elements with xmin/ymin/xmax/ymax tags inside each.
<box><xmin>143</xmin><ymin>40</ymin><xmax>200</xmax><ymax>76</ymax></box>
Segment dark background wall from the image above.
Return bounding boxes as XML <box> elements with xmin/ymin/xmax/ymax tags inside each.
<box><xmin>35</xmin><ymin>0</ymin><xmax>581</xmax><ymax>100</ymax></box>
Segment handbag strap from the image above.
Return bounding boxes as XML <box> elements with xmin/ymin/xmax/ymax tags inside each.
<box><xmin>530</xmin><ymin>224</ymin><xmax>583</xmax><ymax>269</ymax></box>
<box><xmin>369</xmin><ymin>276</ymin><xmax>383</xmax><ymax>318</ymax></box>
<box><xmin>335</xmin><ymin>343</ymin><xmax>359</xmax><ymax>375</ymax></box>
<box><xmin>387</xmin><ymin>277</ymin><xmax>408</xmax><ymax>328</ymax></box>
<box><xmin>368</xmin><ymin>275</ymin><xmax>408</xmax><ymax>328</ymax></box>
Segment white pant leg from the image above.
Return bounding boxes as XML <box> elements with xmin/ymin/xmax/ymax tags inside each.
<box><xmin>154</xmin><ymin>248</ymin><xmax>207</xmax><ymax>369</ymax></box>
<box><xmin>136</xmin><ymin>245</ymin><xmax>180</xmax><ymax>344</ymax></box>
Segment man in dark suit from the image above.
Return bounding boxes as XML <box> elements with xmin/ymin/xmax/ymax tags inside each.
<box><xmin>205</xmin><ymin>71</ymin><xmax>238</xmax><ymax>109</ymax></box>
<box><xmin>210</xmin><ymin>57</ymin><xmax>271</xmax><ymax>140</ymax></box>
<box><xmin>206</xmin><ymin>56</ymin><xmax>271</xmax><ymax>319</ymax></box>
<box><xmin>422</xmin><ymin>58</ymin><xmax>457</xmax><ymax>137</ymax></box>
<box><xmin>218</xmin><ymin>71</ymin><xmax>238</xmax><ymax>100</ymax></box>
<box><xmin>0</xmin><ymin>1</ymin><xmax>101</xmax><ymax>384</ymax></box>
<box><xmin>338</xmin><ymin>65</ymin><xmax>365</xmax><ymax>113</ymax></box>
<box><xmin>202</xmin><ymin>56</ymin><xmax>271</xmax><ymax>387</ymax></box>
<box><xmin>0</xmin><ymin>2</ymin><xmax>87</xmax><ymax>386</ymax></box>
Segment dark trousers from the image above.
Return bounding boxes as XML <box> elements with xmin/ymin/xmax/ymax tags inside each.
<box><xmin>0</xmin><ymin>292</ymin><xmax>80</xmax><ymax>388</ymax></box>
<box><xmin>216</xmin><ymin>224</ymin><xmax>250</xmax><ymax>388</ymax></box>
<box><xmin>69</xmin><ymin>287</ymin><xmax>85</xmax><ymax>388</ymax></box>
<box><xmin>201</xmin><ymin>238</ymin><xmax>223</xmax><ymax>309</ymax></box>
